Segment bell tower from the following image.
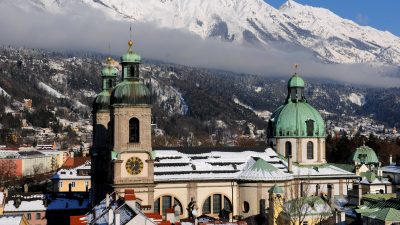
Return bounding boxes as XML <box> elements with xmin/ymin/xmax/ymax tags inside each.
<box><xmin>92</xmin><ymin>56</ymin><xmax>118</xmax><ymax>205</ymax></box>
<box><xmin>110</xmin><ymin>39</ymin><xmax>154</xmax><ymax>210</ymax></box>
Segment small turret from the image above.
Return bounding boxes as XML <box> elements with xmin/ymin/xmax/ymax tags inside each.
<box><xmin>93</xmin><ymin>57</ymin><xmax>118</xmax><ymax>112</ymax></box>
<box><xmin>268</xmin><ymin>184</ymin><xmax>284</xmax><ymax>225</ymax></box>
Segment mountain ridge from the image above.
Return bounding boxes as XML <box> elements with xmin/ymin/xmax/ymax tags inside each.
<box><xmin>21</xmin><ymin>0</ymin><xmax>400</xmax><ymax>66</ymax></box>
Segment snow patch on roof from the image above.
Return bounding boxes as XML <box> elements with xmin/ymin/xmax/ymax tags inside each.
<box><xmin>0</xmin><ymin>215</ymin><xmax>23</xmax><ymax>225</ymax></box>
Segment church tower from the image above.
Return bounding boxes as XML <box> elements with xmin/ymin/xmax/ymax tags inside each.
<box><xmin>268</xmin><ymin>185</ymin><xmax>284</xmax><ymax>225</ymax></box>
<box><xmin>268</xmin><ymin>72</ymin><xmax>326</xmax><ymax>165</ymax></box>
<box><xmin>92</xmin><ymin>57</ymin><xmax>118</xmax><ymax>204</ymax></box>
<box><xmin>109</xmin><ymin>40</ymin><xmax>154</xmax><ymax>209</ymax></box>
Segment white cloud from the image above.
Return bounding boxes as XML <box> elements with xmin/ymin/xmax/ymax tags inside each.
<box><xmin>0</xmin><ymin>0</ymin><xmax>399</xmax><ymax>87</ymax></box>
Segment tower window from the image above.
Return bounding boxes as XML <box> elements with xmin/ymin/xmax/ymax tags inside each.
<box><xmin>285</xmin><ymin>141</ymin><xmax>292</xmax><ymax>157</ymax></box>
<box><xmin>108</xmin><ymin>79</ymin><xmax>113</xmax><ymax>88</ymax></box>
<box><xmin>129</xmin><ymin>118</ymin><xmax>140</xmax><ymax>143</ymax></box>
<box><xmin>307</xmin><ymin>141</ymin><xmax>314</xmax><ymax>159</ymax></box>
<box><xmin>306</xmin><ymin>119</ymin><xmax>314</xmax><ymax>136</ymax></box>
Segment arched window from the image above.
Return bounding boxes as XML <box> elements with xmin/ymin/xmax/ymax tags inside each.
<box><xmin>307</xmin><ymin>141</ymin><xmax>314</xmax><ymax>159</ymax></box>
<box><xmin>108</xmin><ymin>79</ymin><xmax>113</xmax><ymax>88</ymax></box>
<box><xmin>202</xmin><ymin>194</ymin><xmax>232</xmax><ymax>215</ymax></box>
<box><xmin>154</xmin><ymin>195</ymin><xmax>183</xmax><ymax>216</ymax></box>
<box><xmin>242</xmin><ymin>201</ymin><xmax>250</xmax><ymax>213</ymax></box>
<box><xmin>285</xmin><ymin>141</ymin><xmax>292</xmax><ymax>157</ymax></box>
<box><xmin>129</xmin><ymin>118</ymin><xmax>140</xmax><ymax>143</ymax></box>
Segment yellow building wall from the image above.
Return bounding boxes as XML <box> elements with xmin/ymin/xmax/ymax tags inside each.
<box><xmin>54</xmin><ymin>179</ymin><xmax>91</xmax><ymax>192</ymax></box>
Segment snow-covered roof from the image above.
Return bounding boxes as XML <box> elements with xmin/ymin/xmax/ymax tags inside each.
<box><xmin>152</xmin><ymin>148</ymin><xmax>355</xmax><ymax>182</ymax></box>
<box><xmin>5</xmin><ymin>199</ymin><xmax>47</xmax><ymax>212</ymax></box>
<box><xmin>0</xmin><ymin>215</ymin><xmax>23</xmax><ymax>225</ymax></box>
<box><xmin>86</xmin><ymin>193</ymin><xmax>156</xmax><ymax>225</ymax></box>
<box><xmin>4</xmin><ymin>194</ymin><xmax>89</xmax><ymax>212</ymax></box>
<box><xmin>382</xmin><ymin>165</ymin><xmax>400</xmax><ymax>174</ymax></box>
<box><xmin>52</xmin><ymin>160</ymin><xmax>91</xmax><ymax>180</ymax></box>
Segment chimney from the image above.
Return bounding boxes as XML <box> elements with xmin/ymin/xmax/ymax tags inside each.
<box><xmin>327</xmin><ymin>184</ymin><xmax>333</xmax><ymax>202</ymax></box>
<box><xmin>390</xmin><ymin>155</ymin><xmax>393</xmax><ymax>165</ymax></box>
<box><xmin>114</xmin><ymin>212</ymin><xmax>120</xmax><ymax>225</ymax></box>
<box><xmin>124</xmin><ymin>189</ymin><xmax>137</xmax><ymax>209</ymax></box>
<box><xmin>106</xmin><ymin>193</ymin><xmax>110</xmax><ymax>208</ymax></box>
<box><xmin>108</xmin><ymin>208</ymin><xmax>114</xmax><ymax>225</ymax></box>
<box><xmin>288</xmin><ymin>156</ymin><xmax>292</xmax><ymax>173</ymax></box>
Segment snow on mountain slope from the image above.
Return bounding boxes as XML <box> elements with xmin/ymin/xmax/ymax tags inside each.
<box><xmin>279</xmin><ymin>0</ymin><xmax>400</xmax><ymax>64</ymax></box>
<box><xmin>19</xmin><ymin>0</ymin><xmax>400</xmax><ymax>65</ymax></box>
<box><xmin>0</xmin><ymin>86</ymin><xmax>10</xmax><ymax>97</ymax></box>
<box><xmin>347</xmin><ymin>93</ymin><xmax>366</xmax><ymax>106</ymax></box>
<box><xmin>38</xmin><ymin>82</ymin><xmax>65</xmax><ymax>99</ymax></box>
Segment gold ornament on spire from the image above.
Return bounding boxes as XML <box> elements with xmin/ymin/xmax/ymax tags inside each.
<box><xmin>128</xmin><ymin>40</ymin><xmax>133</xmax><ymax>53</ymax></box>
<box><xmin>294</xmin><ymin>64</ymin><xmax>300</xmax><ymax>75</ymax></box>
<box><xmin>107</xmin><ymin>56</ymin><xmax>112</xmax><ymax>63</ymax></box>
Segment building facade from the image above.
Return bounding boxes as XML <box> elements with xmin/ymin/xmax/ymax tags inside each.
<box><xmin>91</xmin><ymin>40</ymin><xmax>357</xmax><ymax>219</ymax></box>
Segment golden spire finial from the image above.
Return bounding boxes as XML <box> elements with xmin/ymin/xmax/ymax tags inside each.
<box><xmin>107</xmin><ymin>56</ymin><xmax>112</xmax><ymax>63</ymax></box>
<box><xmin>128</xmin><ymin>40</ymin><xmax>133</xmax><ymax>53</ymax></box>
<box><xmin>127</xmin><ymin>23</ymin><xmax>133</xmax><ymax>53</ymax></box>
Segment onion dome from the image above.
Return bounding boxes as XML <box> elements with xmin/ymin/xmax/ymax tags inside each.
<box><xmin>93</xmin><ymin>90</ymin><xmax>111</xmax><ymax>112</ymax></box>
<box><xmin>352</xmin><ymin>145</ymin><xmax>379</xmax><ymax>165</ymax></box>
<box><xmin>288</xmin><ymin>73</ymin><xmax>304</xmax><ymax>88</ymax></box>
<box><xmin>101</xmin><ymin>57</ymin><xmax>118</xmax><ymax>77</ymax></box>
<box><xmin>111</xmin><ymin>80</ymin><xmax>151</xmax><ymax>105</ymax></box>
<box><xmin>269</xmin><ymin>73</ymin><xmax>325</xmax><ymax>138</ymax></box>
<box><xmin>111</xmin><ymin>40</ymin><xmax>151</xmax><ymax>106</ymax></box>
<box><xmin>269</xmin><ymin>184</ymin><xmax>284</xmax><ymax>194</ymax></box>
<box><xmin>121</xmin><ymin>41</ymin><xmax>141</xmax><ymax>63</ymax></box>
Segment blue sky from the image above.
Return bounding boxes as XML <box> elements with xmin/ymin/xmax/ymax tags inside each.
<box><xmin>267</xmin><ymin>0</ymin><xmax>400</xmax><ymax>36</ymax></box>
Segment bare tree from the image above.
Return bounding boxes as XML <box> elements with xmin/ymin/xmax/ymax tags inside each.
<box><xmin>32</xmin><ymin>163</ymin><xmax>44</xmax><ymax>176</ymax></box>
<box><xmin>274</xmin><ymin>180</ymin><xmax>334</xmax><ymax>225</ymax></box>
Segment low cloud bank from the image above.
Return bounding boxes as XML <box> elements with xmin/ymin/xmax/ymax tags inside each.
<box><xmin>0</xmin><ymin>1</ymin><xmax>399</xmax><ymax>87</ymax></box>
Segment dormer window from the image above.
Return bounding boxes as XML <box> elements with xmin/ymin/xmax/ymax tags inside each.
<box><xmin>306</xmin><ymin>119</ymin><xmax>314</xmax><ymax>136</ymax></box>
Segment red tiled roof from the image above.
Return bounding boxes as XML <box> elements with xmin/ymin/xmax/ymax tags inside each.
<box><xmin>157</xmin><ymin>221</ymin><xmax>171</xmax><ymax>225</ymax></box>
<box><xmin>145</xmin><ymin>213</ymin><xmax>162</xmax><ymax>220</ymax></box>
<box><xmin>70</xmin><ymin>215</ymin><xmax>87</xmax><ymax>225</ymax></box>
<box><xmin>62</xmin><ymin>157</ymin><xmax>90</xmax><ymax>169</ymax></box>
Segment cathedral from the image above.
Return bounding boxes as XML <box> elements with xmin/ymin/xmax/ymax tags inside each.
<box><xmin>91</xmin><ymin>39</ymin><xmax>357</xmax><ymax>220</ymax></box>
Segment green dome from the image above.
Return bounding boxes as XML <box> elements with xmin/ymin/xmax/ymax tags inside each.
<box><xmin>288</xmin><ymin>74</ymin><xmax>305</xmax><ymax>88</ymax></box>
<box><xmin>352</xmin><ymin>146</ymin><xmax>379</xmax><ymax>165</ymax></box>
<box><xmin>93</xmin><ymin>90</ymin><xmax>111</xmax><ymax>111</ymax></box>
<box><xmin>270</xmin><ymin>101</ymin><xmax>325</xmax><ymax>137</ymax></box>
<box><xmin>101</xmin><ymin>66</ymin><xmax>118</xmax><ymax>77</ymax></box>
<box><xmin>111</xmin><ymin>80</ymin><xmax>151</xmax><ymax>105</ymax></box>
<box><xmin>121</xmin><ymin>52</ymin><xmax>141</xmax><ymax>63</ymax></box>
<box><xmin>269</xmin><ymin>184</ymin><xmax>284</xmax><ymax>194</ymax></box>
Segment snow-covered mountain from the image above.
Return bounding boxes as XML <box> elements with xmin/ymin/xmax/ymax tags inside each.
<box><xmin>21</xmin><ymin>0</ymin><xmax>400</xmax><ymax>65</ymax></box>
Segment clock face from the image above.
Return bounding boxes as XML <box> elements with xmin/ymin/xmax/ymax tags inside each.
<box><xmin>125</xmin><ymin>157</ymin><xmax>144</xmax><ymax>175</ymax></box>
